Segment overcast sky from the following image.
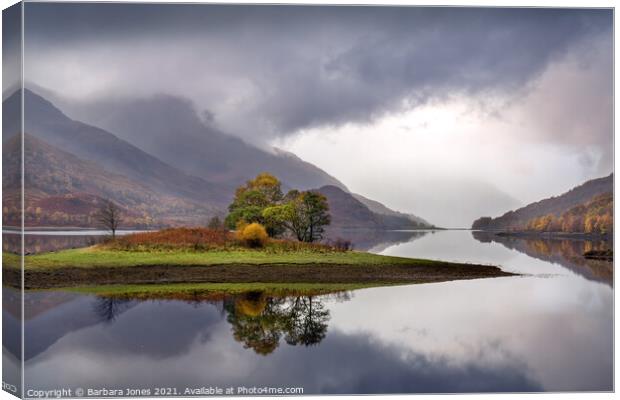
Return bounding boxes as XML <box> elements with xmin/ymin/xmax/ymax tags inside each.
<box><xmin>22</xmin><ymin>4</ymin><xmax>613</xmax><ymax>227</ymax></box>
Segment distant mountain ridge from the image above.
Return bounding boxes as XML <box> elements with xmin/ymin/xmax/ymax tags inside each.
<box><xmin>317</xmin><ymin>185</ymin><xmax>432</xmax><ymax>230</ymax></box>
<box><xmin>472</xmin><ymin>174</ymin><xmax>613</xmax><ymax>231</ymax></box>
<box><xmin>352</xmin><ymin>192</ymin><xmax>431</xmax><ymax>227</ymax></box>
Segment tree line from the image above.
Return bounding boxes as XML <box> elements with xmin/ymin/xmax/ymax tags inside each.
<box><xmin>224</xmin><ymin>172</ymin><xmax>331</xmax><ymax>243</ymax></box>
<box><xmin>93</xmin><ymin>172</ymin><xmax>331</xmax><ymax>243</ymax></box>
<box><xmin>525</xmin><ymin>193</ymin><xmax>612</xmax><ymax>234</ymax></box>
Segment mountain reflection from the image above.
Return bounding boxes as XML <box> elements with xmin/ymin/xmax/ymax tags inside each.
<box><xmin>82</xmin><ymin>290</ymin><xmax>350</xmax><ymax>356</ymax></box>
<box><xmin>19</xmin><ymin>288</ymin><xmax>553</xmax><ymax>393</ymax></box>
<box><xmin>472</xmin><ymin>231</ymin><xmax>613</xmax><ymax>286</ymax></box>
<box><xmin>3</xmin><ymin>233</ymin><xmax>105</xmax><ymax>254</ymax></box>
<box><xmin>325</xmin><ymin>229</ymin><xmax>429</xmax><ymax>252</ymax></box>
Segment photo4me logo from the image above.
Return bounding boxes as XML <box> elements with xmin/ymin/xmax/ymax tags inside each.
<box><xmin>184</xmin><ymin>386</ymin><xmax>304</xmax><ymax>396</ymax></box>
<box><xmin>236</xmin><ymin>386</ymin><xmax>304</xmax><ymax>395</ymax></box>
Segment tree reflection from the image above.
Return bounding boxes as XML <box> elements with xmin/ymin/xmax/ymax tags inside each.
<box><xmin>92</xmin><ymin>297</ymin><xmax>133</xmax><ymax>324</ymax></box>
<box><xmin>225</xmin><ymin>291</ymin><xmax>334</xmax><ymax>355</ymax></box>
<box><xmin>283</xmin><ymin>296</ymin><xmax>328</xmax><ymax>346</ymax></box>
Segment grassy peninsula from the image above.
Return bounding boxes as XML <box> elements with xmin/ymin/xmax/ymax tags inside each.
<box><xmin>3</xmin><ymin>228</ymin><xmax>515</xmax><ymax>290</ymax></box>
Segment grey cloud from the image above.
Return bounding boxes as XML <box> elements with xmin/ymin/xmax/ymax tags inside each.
<box><xmin>23</xmin><ymin>5</ymin><xmax>612</xmax><ymax>142</ymax></box>
<box><xmin>521</xmin><ymin>33</ymin><xmax>613</xmax><ymax>175</ymax></box>
<box><xmin>258</xmin><ymin>9</ymin><xmax>610</xmax><ymax>134</ymax></box>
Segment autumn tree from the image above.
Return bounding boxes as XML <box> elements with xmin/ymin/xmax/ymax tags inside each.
<box><xmin>598</xmin><ymin>214</ymin><xmax>613</xmax><ymax>234</ymax></box>
<box><xmin>525</xmin><ymin>193</ymin><xmax>613</xmax><ymax>234</ymax></box>
<box><xmin>225</xmin><ymin>173</ymin><xmax>284</xmax><ymax>236</ymax></box>
<box><xmin>263</xmin><ymin>191</ymin><xmax>331</xmax><ymax>242</ymax></box>
<box><xmin>96</xmin><ymin>200</ymin><xmax>122</xmax><ymax>238</ymax></box>
<box><xmin>226</xmin><ymin>173</ymin><xmax>332</xmax><ymax>242</ymax></box>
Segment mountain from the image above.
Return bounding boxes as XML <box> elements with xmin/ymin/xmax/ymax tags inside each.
<box><xmin>316</xmin><ymin>185</ymin><xmax>431</xmax><ymax>230</ymax></box>
<box><xmin>523</xmin><ymin>193</ymin><xmax>612</xmax><ymax>234</ymax></box>
<box><xmin>3</xmin><ymin>89</ymin><xmax>433</xmax><ymax>230</ymax></box>
<box><xmin>352</xmin><ymin>192</ymin><xmax>431</xmax><ymax>227</ymax></box>
<box><xmin>472</xmin><ymin>174</ymin><xmax>613</xmax><ymax>231</ymax></box>
<box><xmin>49</xmin><ymin>93</ymin><xmax>348</xmax><ymax>192</ymax></box>
<box><xmin>3</xmin><ymin>134</ymin><xmax>219</xmax><ymax>227</ymax></box>
<box><xmin>3</xmin><ymin>89</ymin><xmax>230</xmax><ymax>208</ymax></box>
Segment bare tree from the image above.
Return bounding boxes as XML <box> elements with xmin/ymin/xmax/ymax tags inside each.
<box><xmin>96</xmin><ymin>200</ymin><xmax>122</xmax><ymax>238</ymax></box>
<box><xmin>207</xmin><ymin>216</ymin><xmax>224</xmax><ymax>230</ymax></box>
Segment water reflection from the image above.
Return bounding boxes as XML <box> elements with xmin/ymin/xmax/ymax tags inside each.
<box><xmin>3</xmin><ymin>287</ymin><xmax>22</xmax><ymax>361</ymax></box>
<box><xmin>92</xmin><ymin>297</ymin><xmax>135</xmax><ymax>324</ymax></box>
<box><xmin>19</xmin><ymin>290</ymin><xmax>343</xmax><ymax>361</ymax></box>
<box><xmin>2</xmin><ymin>230</ymin><xmax>146</xmax><ymax>254</ymax></box>
<box><xmin>472</xmin><ymin>231</ymin><xmax>613</xmax><ymax>286</ymax></box>
<box><xmin>325</xmin><ymin>228</ymin><xmax>429</xmax><ymax>251</ymax></box>
<box><xmin>21</xmin><ymin>291</ymin><xmax>110</xmax><ymax>361</ymax></box>
<box><xmin>14</xmin><ymin>234</ymin><xmax>104</xmax><ymax>254</ymax></box>
<box><xmin>225</xmin><ymin>292</ymin><xmax>336</xmax><ymax>355</ymax></box>
<box><xmin>12</xmin><ymin>230</ymin><xmax>614</xmax><ymax>393</ymax></box>
<box><xmin>94</xmin><ymin>291</ymin><xmax>341</xmax><ymax>356</ymax></box>
<box><xmin>21</xmin><ymin>289</ymin><xmax>549</xmax><ymax>393</ymax></box>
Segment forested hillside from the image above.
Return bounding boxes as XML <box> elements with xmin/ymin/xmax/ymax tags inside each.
<box><xmin>525</xmin><ymin>193</ymin><xmax>612</xmax><ymax>234</ymax></box>
<box><xmin>472</xmin><ymin>174</ymin><xmax>613</xmax><ymax>233</ymax></box>
<box><xmin>3</xmin><ymin>135</ymin><xmax>219</xmax><ymax>227</ymax></box>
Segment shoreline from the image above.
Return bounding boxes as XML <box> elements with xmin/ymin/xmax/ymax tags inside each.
<box><xmin>3</xmin><ymin>249</ymin><xmax>516</xmax><ymax>290</ymax></box>
<box><xmin>475</xmin><ymin>230</ymin><xmax>612</xmax><ymax>241</ymax></box>
<box><xmin>6</xmin><ymin>263</ymin><xmax>515</xmax><ymax>290</ymax></box>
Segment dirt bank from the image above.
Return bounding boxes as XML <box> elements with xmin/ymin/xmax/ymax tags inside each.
<box><xmin>3</xmin><ymin>262</ymin><xmax>516</xmax><ymax>289</ymax></box>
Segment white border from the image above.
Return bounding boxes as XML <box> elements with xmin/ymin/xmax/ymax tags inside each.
<box><xmin>0</xmin><ymin>2</ymin><xmax>616</xmax><ymax>400</ymax></box>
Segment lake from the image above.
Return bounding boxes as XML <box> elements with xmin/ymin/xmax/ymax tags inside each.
<box><xmin>2</xmin><ymin>230</ymin><xmax>146</xmax><ymax>254</ymax></box>
<box><xmin>3</xmin><ymin>230</ymin><xmax>613</xmax><ymax>394</ymax></box>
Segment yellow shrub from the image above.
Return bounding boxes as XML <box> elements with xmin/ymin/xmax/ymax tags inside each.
<box><xmin>235</xmin><ymin>220</ymin><xmax>248</xmax><ymax>232</ymax></box>
<box><xmin>237</xmin><ymin>222</ymin><xmax>268</xmax><ymax>248</ymax></box>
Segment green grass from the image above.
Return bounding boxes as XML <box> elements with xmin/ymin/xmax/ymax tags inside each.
<box><xmin>5</xmin><ymin>247</ymin><xmax>438</xmax><ymax>270</ymax></box>
<box><xmin>53</xmin><ymin>282</ymin><xmax>388</xmax><ymax>299</ymax></box>
<box><xmin>3</xmin><ymin>252</ymin><xmax>20</xmax><ymax>269</ymax></box>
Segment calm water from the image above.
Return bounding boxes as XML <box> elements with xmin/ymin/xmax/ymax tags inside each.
<box><xmin>2</xmin><ymin>230</ymin><xmax>147</xmax><ymax>254</ymax></box>
<box><xmin>3</xmin><ymin>230</ymin><xmax>613</xmax><ymax>394</ymax></box>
